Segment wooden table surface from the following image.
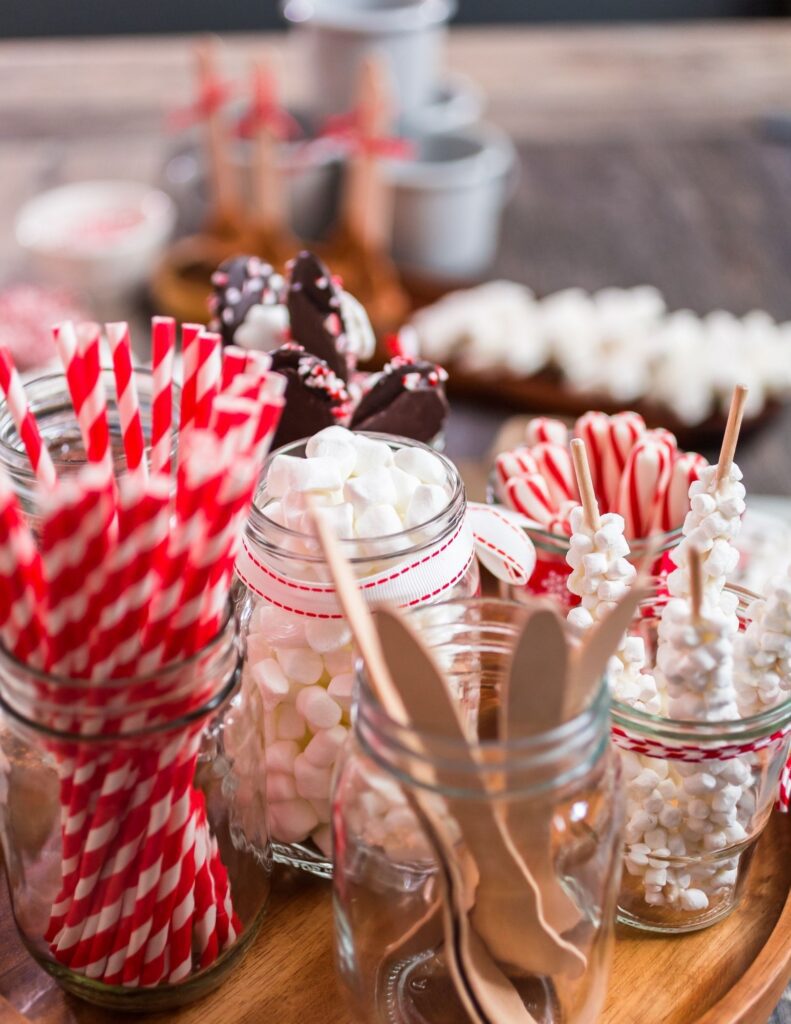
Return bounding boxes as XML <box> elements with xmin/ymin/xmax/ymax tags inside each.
<box><xmin>0</xmin><ymin>19</ymin><xmax>791</xmax><ymax>1024</ymax></box>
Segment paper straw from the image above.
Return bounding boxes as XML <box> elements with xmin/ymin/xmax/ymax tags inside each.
<box><xmin>193</xmin><ymin>331</ymin><xmax>222</xmax><ymax>431</ymax></box>
<box><xmin>0</xmin><ymin>347</ymin><xmax>57</xmax><ymax>490</ymax></box>
<box><xmin>107</xmin><ymin>322</ymin><xmax>147</xmax><ymax>478</ymax></box>
<box><xmin>150</xmin><ymin>317</ymin><xmax>175</xmax><ymax>476</ymax></box>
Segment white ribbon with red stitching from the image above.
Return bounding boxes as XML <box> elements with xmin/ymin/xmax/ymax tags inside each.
<box><xmin>235</xmin><ymin>501</ymin><xmax>536</xmax><ymax>620</ymax></box>
<box><xmin>611</xmin><ymin>725</ymin><xmax>791</xmax><ymax>812</ymax></box>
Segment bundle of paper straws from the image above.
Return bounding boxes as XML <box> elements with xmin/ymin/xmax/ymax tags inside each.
<box><xmin>0</xmin><ymin>321</ymin><xmax>284</xmax><ymax>986</ymax></box>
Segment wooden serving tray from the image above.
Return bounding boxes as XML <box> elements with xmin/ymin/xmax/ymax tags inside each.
<box><xmin>0</xmin><ymin>814</ymin><xmax>787</xmax><ymax>1024</ymax></box>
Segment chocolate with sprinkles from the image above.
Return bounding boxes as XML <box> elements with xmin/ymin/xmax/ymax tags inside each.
<box><xmin>350</xmin><ymin>356</ymin><xmax>450</xmax><ymax>443</ymax></box>
<box><xmin>268</xmin><ymin>343</ymin><xmax>352</xmax><ymax>449</ymax></box>
<box><xmin>286</xmin><ymin>251</ymin><xmax>350</xmax><ymax>382</ymax></box>
<box><xmin>209</xmin><ymin>255</ymin><xmax>285</xmax><ymax>346</ymax></box>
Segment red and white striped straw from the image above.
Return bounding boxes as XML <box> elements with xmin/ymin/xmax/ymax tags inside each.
<box><xmin>54</xmin><ymin>322</ymin><xmax>113</xmax><ymax>473</ymax></box>
<box><xmin>220</xmin><ymin>345</ymin><xmax>249</xmax><ymax>390</ymax></box>
<box><xmin>177</xmin><ymin>323</ymin><xmax>203</xmax><ymax>437</ymax></box>
<box><xmin>0</xmin><ymin>346</ymin><xmax>57</xmax><ymax>490</ymax></box>
<box><xmin>107</xmin><ymin>323</ymin><xmax>147</xmax><ymax>478</ymax></box>
<box><xmin>150</xmin><ymin>317</ymin><xmax>175</xmax><ymax>476</ymax></box>
<box><xmin>192</xmin><ymin>332</ymin><xmax>222</xmax><ymax>431</ymax></box>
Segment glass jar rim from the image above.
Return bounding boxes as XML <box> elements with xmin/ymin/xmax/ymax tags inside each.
<box><xmin>0</xmin><ymin>368</ymin><xmax>181</xmax><ymax>474</ymax></box>
<box><xmin>0</xmin><ymin>608</ymin><xmax>241</xmax><ymax>741</ymax></box>
<box><xmin>355</xmin><ymin>597</ymin><xmax>611</xmax><ymax>799</ymax></box>
<box><xmin>611</xmin><ymin>581</ymin><xmax>791</xmax><ymax>741</ymax></box>
<box><xmin>246</xmin><ymin>431</ymin><xmax>466</xmax><ymax>564</ymax></box>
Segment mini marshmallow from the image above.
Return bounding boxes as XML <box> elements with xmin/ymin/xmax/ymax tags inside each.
<box><xmin>303</xmin><ymin>725</ymin><xmax>348</xmax><ymax>768</ymax></box>
<box><xmin>323</xmin><ymin>648</ymin><xmax>353</xmax><ymax>677</ymax></box>
<box><xmin>276</xmin><ymin>647</ymin><xmax>325</xmax><ymax>686</ymax></box>
<box><xmin>293</xmin><ymin>755</ymin><xmax>333</xmax><ymax>800</ymax></box>
<box><xmin>328</xmin><ymin>672</ymin><xmax>355</xmax><ymax>712</ymax></box>
<box><xmin>295</xmin><ymin>685</ymin><xmax>343</xmax><ymax>729</ymax></box>
<box><xmin>351</xmin><ymin>434</ymin><xmax>394</xmax><ymax>475</ymax></box>
<box><xmin>393</xmin><ymin>446</ymin><xmax>447</xmax><ymax>486</ymax></box>
<box><xmin>305</xmin><ymin>618</ymin><xmax>352</xmax><ymax>654</ymax></box>
<box><xmin>265</xmin><ymin>739</ymin><xmax>300</xmax><ymax>774</ymax></box>
<box><xmin>344</xmin><ymin>469</ymin><xmax>399</xmax><ymax>512</ymax></box>
<box><xmin>268</xmin><ymin>453</ymin><xmax>344</xmax><ymax>496</ymax></box>
<box><xmin>356</xmin><ymin>504</ymin><xmax>404</xmax><ymax>538</ymax></box>
<box><xmin>268</xmin><ymin>799</ymin><xmax>319</xmax><ymax>844</ymax></box>
<box><xmin>252</xmin><ymin>658</ymin><xmax>290</xmax><ymax>708</ymax></box>
<box><xmin>304</xmin><ymin>437</ymin><xmax>356</xmax><ymax>479</ymax></box>
<box><xmin>268</xmin><ymin>771</ymin><xmax>298</xmax><ymax>801</ymax></box>
<box><xmin>313</xmin><ymin>824</ymin><xmax>333</xmax><ymax>856</ymax></box>
<box><xmin>405</xmin><ymin>484</ymin><xmax>449</xmax><ymax>529</ymax></box>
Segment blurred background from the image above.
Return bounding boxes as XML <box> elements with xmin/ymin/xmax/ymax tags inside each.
<box><xmin>3</xmin><ymin>0</ymin><xmax>787</xmax><ymax>36</ymax></box>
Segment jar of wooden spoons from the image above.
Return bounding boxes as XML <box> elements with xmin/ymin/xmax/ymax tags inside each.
<box><xmin>332</xmin><ymin>597</ymin><xmax>624</xmax><ymax>1024</ymax></box>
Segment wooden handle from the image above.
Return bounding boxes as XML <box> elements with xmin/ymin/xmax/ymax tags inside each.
<box><xmin>716</xmin><ymin>384</ymin><xmax>748</xmax><ymax>483</ymax></box>
<box><xmin>689</xmin><ymin>545</ymin><xmax>704</xmax><ymax>624</ymax></box>
<box><xmin>571</xmin><ymin>438</ymin><xmax>600</xmax><ymax>531</ymax></box>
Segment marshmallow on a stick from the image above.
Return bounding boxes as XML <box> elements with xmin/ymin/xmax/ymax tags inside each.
<box><xmin>734</xmin><ymin>572</ymin><xmax>791</xmax><ymax>717</ymax></box>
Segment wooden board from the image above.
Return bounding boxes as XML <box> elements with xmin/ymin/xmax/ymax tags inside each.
<box><xmin>0</xmin><ymin>814</ymin><xmax>787</xmax><ymax>1023</ymax></box>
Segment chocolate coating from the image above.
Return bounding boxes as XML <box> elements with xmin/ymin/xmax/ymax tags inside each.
<box><xmin>269</xmin><ymin>343</ymin><xmax>351</xmax><ymax>450</ymax></box>
<box><xmin>286</xmin><ymin>251</ymin><xmax>350</xmax><ymax>382</ymax></box>
<box><xmin>209</xmin><ymin>255</ymin><xmax>285</xmax><ymax>346</ymax></box>
<box><xmin>351</xmin><ymin>357</ymin><xmax>450</xmax><ymax>444</ymax></box>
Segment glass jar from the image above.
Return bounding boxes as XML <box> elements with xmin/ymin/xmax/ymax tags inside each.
<box><xmin>0</xmin><ymin>612</ymin><xmax>270</xmax><ymax>1011</ymax></box>
<box><xmin>333</xmin><ymin>598</ymin><xmax>624</xmax><ymax>1024</ymax></box>
<box><xmin>612</xmin><ymin>585</ymin><xmax>791</xmax><ymax>933</ymax></box>
<box><xmin>0</xmin><ymin>369</ymin><xmax>180</xmax><ymax>523</ymax></box>
<box><xmin>486</xmin><ymin>469</ymin><xmax>680</xmax><ymax>608</ymax></box>
<box><xmin>231</xmin><ymin>433</ymin><xmax>480</xmax><ymax>877</ymax></box>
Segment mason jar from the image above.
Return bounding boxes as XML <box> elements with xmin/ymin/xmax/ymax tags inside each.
<box><xmin>333</xmin><ymin>598</ymin><xmax>624</xmax><ymax>1024</ymax></box>
<box><xmin>0</xmin><ymin>368</ymin><xmax>179</xmax><ymax>524</ymax></box>
<box><xmin>0</xmin><ymin>611</ymin><xmax>270</xmax><ymax>1011</ymax></box>
<box><xmin>230</xmin><ymin>433</ymin><xmax>481</xmax><ymax>876</ymax></box>
<box><xmin>612</xmin><ymin>584</ymin><xmax>791</xmax><ymax>933</ymax></box>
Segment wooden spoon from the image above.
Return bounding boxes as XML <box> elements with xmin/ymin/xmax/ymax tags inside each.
<box><xmin>500</xmin><ymin>607</ymin><xmax>584</xmax><ymax>935</ymax></box>
<box><xmin>309</xmin><ymin>508</ymin><xmax>542</xmax><ymax>1022</ymax></box>
<box><xmin>374</xmin><ymin>607</ymin><xmax>586</xmax><ymax>980</ymax></box>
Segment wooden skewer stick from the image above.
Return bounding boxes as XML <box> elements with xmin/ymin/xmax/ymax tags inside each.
<box><xmin>250</xmin><ymin>61</ymin><xmax>288</xmax><ymax>236</ymax></box>
<box><xmin>196</xmin><ymin>39</ymin><xmax>241</xmax><ymax>232</ymax></box>
<box><xmin>688</xmin><ymin>545</ymin><xmax>704</xmax><ymax>626</ymax></box>
<box><xmin>341</xmin><ymin>57</ymin><xmax>395</xmax><ymax>254</ymax></box>
<box><xmin>716</xmin><ymin>384</ymin><xmax>748</xmax><ymax>484</ymax></box>
<box><xmin>570</xmin><ymin>437</ymin><xmax>601</xmax><ymax>531</ymax></box>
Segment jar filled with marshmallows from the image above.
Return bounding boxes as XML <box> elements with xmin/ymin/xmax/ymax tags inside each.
<box><xmin>225</xmin><ymin>429</ymin><xmax>482</xmax><ymax>874</ymax></box>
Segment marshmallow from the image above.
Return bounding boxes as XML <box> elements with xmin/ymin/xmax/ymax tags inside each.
<box><xmin>405</xmin><ymin>484</ymin><xmax>449</xmax><ymax>529</ymax></box>
<box><xmin>295</xmin><ymin>685</ymin><xmax>343</xmax><ymax>729</ymax></box>
<box><xmin>303</xmin><ymin>725</ymin><xmax>348</xmax><ymax>768</ymax></box>
<box><xmin>351</xmin><ymin>435</ymin><xmax>394</xmax><ymax>475</ymax></box>
<box><xmin>393</xmin><ymin>446</ymin><xmax>447</xmax><ymax>487</ymax></box>
<box><xmin>276</xmin><ymin>647</ymin><xmax>324</xmax><ymax>687</ymax></box>
<box><xmin>734</xmin><ymin>572</ymin><xmax>791</xmax><ymax>716</ymax></box>
<box><xmin>305</xmin><ymin>618</ymin><xmax>352</xmax><ymax>654</ymax></box>
<box><xmin>268</xmin><ymin>453</ymin><xmax>344</xmax><ymax>496</ymax></box>
<box><xmin>356</xmin><ymin>504</ymin><xmax>404</xmax><ymax>538</ymax></box>
<box><xmin>268</xmin><ymin>799</ymin><xmax>319</xmax><ymax>844</ymax></box>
